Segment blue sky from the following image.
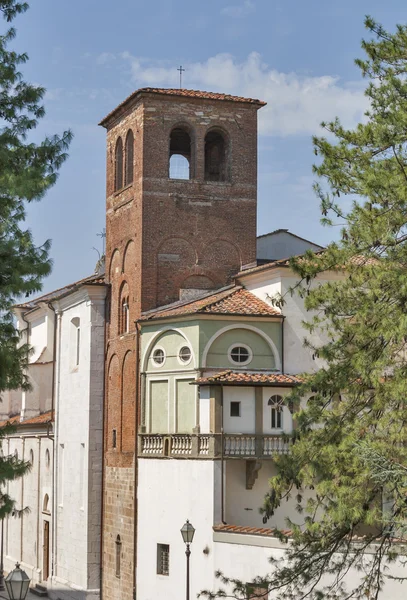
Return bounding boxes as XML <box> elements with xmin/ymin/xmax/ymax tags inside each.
<box><xmin>11</xmin><ymin>0</ymin><xmax>407</xmax><ymax>293</ymax></box>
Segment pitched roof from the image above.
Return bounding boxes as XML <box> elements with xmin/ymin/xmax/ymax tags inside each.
<box><xmin>99</xmin><ymin>87</ymin><xmax>266</xmax><ymax>126</ymax></box>
<box><xmin>139</xmin><ymin>286</ymin><xmax>281</xmax><ymax>322</ymax></box>
<box><xmin>195</xmin><ymin>370</ymin><xmax>303</xmax><ymax>386</ymax></box>
<box><xmin>0</xmin><ymin>410</ymin><xmax>53</xmax><ymax>428</ymax></box>
<box><xmin>14</xmin><ymin>273</ymin><xmax>105</xmax><ymax>310</ymax></box>
<box><xmin>213</xmin><ymin>524</ymin><xmax>293</xmax><ymax>538</ymax></box>
<box><xmin>257</xmin><ymin>228</ymin><xmax>324</xmax><ymax>248</ymax></box>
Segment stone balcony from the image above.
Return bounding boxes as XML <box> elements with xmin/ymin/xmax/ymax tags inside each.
<box><xmin>138</xmin><ymin>433</ymin><xmax>291</xmax><ymax>459</ymax></box>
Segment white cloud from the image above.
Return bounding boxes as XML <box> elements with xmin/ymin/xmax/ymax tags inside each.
<box><xmin>117</xmin><ymin>51</ymin><xmax>368</xmax><ymax>138</ymax></box>
<box><xmin>221</xmin><ymin>0</ymin><xmax>255</xmax><ymax>18</ymax></box>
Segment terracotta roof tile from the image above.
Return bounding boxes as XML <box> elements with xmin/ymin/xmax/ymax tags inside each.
<box><xmin>140</xmin><ymin>286</ymin><xmax>281</xmax><ymax>321</ymax></box>
<box><xmin>14</xmin><ymin>273</ymin><xmax>106</xmax><ymax>310</ymax></box>
<box><xmin>195</xmin><ymin>370</ymin><xmax>303</xmax><ymax>386</ymax></box>
<box><xmin>99</xmin><ymin>87</ymin><xmax>266</xmax><ymax>126</ymax></box>
<box><xmin>0</xmin><ymin>410</ymin><xmax>53</xmax><ymax>428</ymax></box>
<box><xmin>213</xmin><ymin>524</ymin><xmax>292</xmax><ymax>538</ymax></box>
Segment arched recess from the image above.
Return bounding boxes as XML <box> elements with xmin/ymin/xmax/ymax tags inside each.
<box><xmin>109</xmin><ymin>249</ymin><xmax>121</xmax><ymax>284</ymax></box>
<box><xmin>43</xmin><ymin>494</ymin><xmax>50</xmax><ymax>513</ymax></box>
<box><xmin>121</xmin><ymin>351</ymin><xmax>135</xmax><ymax>453</ymax></box>
<box><xmin>169</xmin><ymin>125</ymin><xmax>193</xmax><ymax>180</ymax></box>
<box><xmin>118</xmin><ymin>281</ymin><xmax>130</xmax><ymax>335</ymax></box>
<box><xmin>107</xmin><ymin>354</ymin><xmax>121</xmax><ymax>451</ymax></box>
<box><xmin>204</xmin><ymin>128</ymin><xmax>230</xmax><ymax>182</ymax></box>
<box><xmin>180</xmin><ymin>274</ymin><xmax>215</xmax><ymax>291</ymax></box>
<box><xmin>115</xmin><ymin>137</ymin><xmax>123</xmax><ymax>191</ymax></box>
<box><xmin>124</xmin><ymin>130</ymin><xmax>134</xmax><ymax>186</ymax></box>
<box><xmin>122</xmin><ymin>239</ymin><xmax>136</xmax><ymax>276</ymax></box>
<box><xmin>157</xmin><ymin>237</ymin><xmax>197</xmax><ymax>305</ymax></box>
<box><xmin>202</xmin><ymin>239</ymin><xmax>241</xmax><ymax>272</ymax></box>
<box><xmin>141</xmin><ymin>328</ymin><xmax>196</xmax><ymax>372</ymax></box>
<box><xmin>202</xmin><ymin>324</ymin><xmax>281</xmax><ymax>371</ymax></box>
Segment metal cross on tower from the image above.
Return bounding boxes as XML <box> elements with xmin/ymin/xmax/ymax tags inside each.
<box><xmin>177</xmin><ymin>65</ymin><xmax>185</xmax><ymax>89</ymax></box>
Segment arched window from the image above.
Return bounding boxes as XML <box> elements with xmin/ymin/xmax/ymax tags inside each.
<box><xmin>169</xmin><ymin>127</ymin><xmax>192</xmax><ymax>180</ymax></box>
<box><xmin>205</xmin><ymin>129</ymin><xmax>228</xmax><ymax>182</ymax></box>
<box><xmin>71</xmin><ymin>317</ymin><xmax>80</xmax><ymax>367</ymax></box>
<box><xmin>45</xmin><ymin>448</ymin><xmax>50</xmax><ymax>469</ymax></box>
<box><xmin>115</xmin><ymin>535</ymin><xmax>122</xmax><ymax>578</ymax></box>
<box><xmin>125</xmin><ymin>130</ymin><xmax>134</xmax><ymax>186</ymax></box>
<box><xmin>29</xmin><ymin>449</ymin><xmax>34</xmax><ymax>465</ymax></box>
<box><xmin>118</xmin><ymin>283</ymin><xmax>130</xmax><ymax>335</ymax></box>
<box><xmin>43</xmin><ymin>494</ymin><xmax>50</xmax><ymax>513</ymax></box>
<box><xmin>115</xmin><ymin>137</ymin><xmax>123</xmax><ymax>191</ymax></box>
<box><xmin>268</xmin><ymin>395</ymin><xmax>284</xmax><ymax>429</ymax></box>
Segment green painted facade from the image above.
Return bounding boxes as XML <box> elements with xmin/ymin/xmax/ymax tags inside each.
<box><xmin>141</xmin><ymin>317</ymin><xmax>282</xmax><ymax>433</ymax></box>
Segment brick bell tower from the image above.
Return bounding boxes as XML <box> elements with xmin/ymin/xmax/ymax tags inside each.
<box><xmin>99</xmin><ymin>88</ymin><xmax>265</xmax><ymax>600</ymax></box>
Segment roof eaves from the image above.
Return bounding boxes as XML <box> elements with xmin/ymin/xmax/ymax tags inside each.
<box><xmin>99</xmin><ymin>88</ymin><xmax>266</xmax><ymax>128</ymax></box>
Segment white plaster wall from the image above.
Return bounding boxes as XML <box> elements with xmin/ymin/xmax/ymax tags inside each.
<box><xmin>4</xmin><ymin>434</ymin><xmax>53</xmax><ymax>585</ymax></box>
<box><xmin>244</xmin><ymin>270</ymin><xmax>340</xmax><ymax>375</ymax></box>
<box><xmin>199</xmin><ymin>386</ymin><xmax>211</xmax><ymax>433</ymax></box>
<box><xmin>137</xmin><ymin>458</ymin><xmax>221</xmax><ymax>600</ymax></box>
<box><xmin>52</xmin><ymin>287</ymin><xmax>105</xmax><ymax>599</ymax></box>
<box><xmin>213</xmin><ymin>536</ymin><xmax>407</xmax><ymax>599</ymax></box>
<box><xmin>223</xmin><ymin>387</ymin><xmax>255</xmax><ymax>434</ymax></box>
<box><xmin>28</xmin><ymin>314</ymin><xmax>48</xmax><ymax>363</ymax></box>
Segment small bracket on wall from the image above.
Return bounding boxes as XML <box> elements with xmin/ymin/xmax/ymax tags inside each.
<box><xmin>246</xmin><ymin>459</ymin><xmax>262</xmax><ymax>490</ymax></box>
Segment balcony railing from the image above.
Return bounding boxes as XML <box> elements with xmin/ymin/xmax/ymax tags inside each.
<box><xmin>138</xmin><ymin>433</ymin><xmax>291</xmax><ymax>459</ymax></box>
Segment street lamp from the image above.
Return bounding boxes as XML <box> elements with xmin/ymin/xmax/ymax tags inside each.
<box><xmin>4</xmin><ymin>563</ymin><xmax>31</xmax><ymax>600</ymax></box>
<box><xmin>181</xmin><ymin>519</ymin><xmax>195</xmax><ymax>600</ymax></box>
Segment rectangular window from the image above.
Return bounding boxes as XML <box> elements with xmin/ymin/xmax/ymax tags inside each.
<box><xmin>112</xmin><ymin>429</ymin><xmax>117</xmax><ymax>449</ymax></box>
<box><xmin>271</xmin><ymin>408</ymin><xmax>282</xmax><ymax>429</ymax></box>
<box><xmin>230</xmin><ymin>401</ymin><xmax>241</xmax><ymax>417</ymax></box>
<box><xmin>157</xmin><ymin>543</ymin><xmax>170</xmax><ymax>575</ymax></box>
<box><xmin>76</xmin><ymin>327</ymin><xmax>80</xmax><ymax>366</ymax></box>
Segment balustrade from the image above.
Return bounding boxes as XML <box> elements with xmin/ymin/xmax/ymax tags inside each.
<box><xmin>139</xmin><ymin>433</ymin><xmax>292</xmax><ymax>458</ymax></box>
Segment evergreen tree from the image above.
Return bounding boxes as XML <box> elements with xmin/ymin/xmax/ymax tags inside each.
<box><xmin>202</xmin><ymin>17</ymin><xmax>407</xmax><ymax>600</ymax></box>
<box><xmin>0</xmin><ymin>0</ymin><xmax>71</xmax><ymax>394</ymax></box>
<box><xmin>0</xmin><ymin>0</ymin><xmax>71</xmax><ymax>515</ymax></box>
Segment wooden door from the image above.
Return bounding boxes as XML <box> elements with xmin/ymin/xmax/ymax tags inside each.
<box><xmin>43</xmin><ymin>521</ymin><xmax>49</xmax><ymax>581</ymax></box>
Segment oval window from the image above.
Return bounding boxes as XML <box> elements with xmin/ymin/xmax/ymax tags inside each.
<box><xmin>228</xmin><ymin>344</ymin><xmax>252</xmax><ymax>366</ymax></box>
<box><xmin>179</xmin><ymin>346</ymin><xmax>192</xmax><ymax>364</ymax></box>
<box><xmin>152</xmin><ymin>348</ymin><xmax>165</xmax><ymax>366</ymax></box>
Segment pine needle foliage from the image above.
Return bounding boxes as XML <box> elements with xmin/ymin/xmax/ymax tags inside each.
<box><xmin>0</xmin><ymin>0</ymin><xmax>71</xmax><ymax>519</ymax></box>
<box><xmin>0</xmin><ymin>0</ymin><xmax>72</xmax><ymax>394</ymax></box>
<box><xmin>201</xmin><ymin>17</ymin><xmax>407</xmax><ymax>600</ymax></box>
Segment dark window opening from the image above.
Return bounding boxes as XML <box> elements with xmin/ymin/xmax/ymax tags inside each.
<box><xmin>230</xmin><ymin>401</ymin><xmax>241</xmax><ymax>417</ymax></box>
<box><xmin>205</xmin><ymin>130</ymin><xmax>228</xmax><ymax>182</ymax></box>
<box><xmin>169</xmin><ymin>128</ymin><xmax>192</xmax><ymax>180</ymax></box>
<box><xmin>115</xmin><ymin>535</ymin><xmax>121</xmax><ymax>578</ymax></box>
<box><xmin>125</xmin><ymin>130</ymin><xmax>134</xmax><ymax>186</ymax></box>
<box><xmin>115</xmin><ymin>137</ymin><xmax>123</xmax><ymax>191</ymax></box>
<box><xmin>157</xmin><ymin>543</ymin><xmax>170</xmax><ymax>575</ymax></box>
<box><xmin>112</xmin><ymin>429</ymin><xmax>117</xmax><ymax>449</ymax></box>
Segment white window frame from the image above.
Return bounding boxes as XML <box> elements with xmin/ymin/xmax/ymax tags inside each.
<box><xmin>227</xmin><ymin>343</ymin><xmax>253</xmax><ymax>367</ymax></box>
<box><xmin>151</xmin><ymin>346</ymin><xmax>166</xmax><ymax>368</ymax></box>
<box><xmin>177</xmin><ymin>345</ymin><xmax>192</xmax><ymax>366</ymax></box>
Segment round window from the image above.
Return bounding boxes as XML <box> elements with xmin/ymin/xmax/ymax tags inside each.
<box><xmin>179</xmin><ymin>346</ymin><xmax>192</xmax><ymax>364</ymax></box>
<box><xmin>152</xmin><ymin>348</ymin><xmax>165</xmax><ymax>366</ymax></box>
<box><xmin>228</xmin><ymin>344</ymin><xmax>252</xmax><ymax>366</ymax></box>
